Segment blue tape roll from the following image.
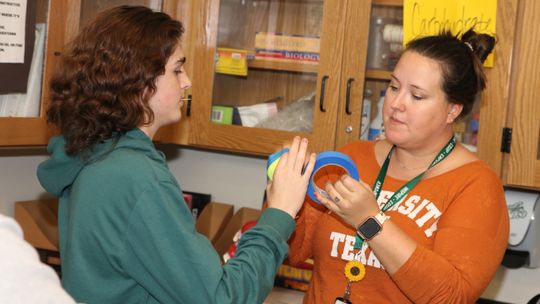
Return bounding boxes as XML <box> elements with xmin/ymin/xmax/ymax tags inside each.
<box><xmin>266</xmin><ymin>149</ymin><xmax>359</xmax><ymax>204</ymax></box>
<box><xmin>307</xmin><ymin>151</ymin><xmax>359</xmax><ymax>204</ymax></box>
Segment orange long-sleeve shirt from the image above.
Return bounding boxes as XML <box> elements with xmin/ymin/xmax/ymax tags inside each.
<box><xmin>288</xmin><ymin>140</ymin><xmax>509</xmax><ymax>303</ymax></box>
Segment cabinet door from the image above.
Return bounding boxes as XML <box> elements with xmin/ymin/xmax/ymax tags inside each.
<box><xmin>336</xmin><ymin>0</ymin><xmax>402</xmax><ymax>148</ymax></box>
<box><xmin>477</xmin><ymin>0</ymin><xmax>518</xmax><ymax>178</ymax></box>
<box><xmin>154</xmin><ymin>0</ymin><xmax>194</xmax><ymax>144</ymax></box>
<box><xmin>351</xmin><ymin>0</ymin><xmax>529</xmax><ymax>188</ymax></box>
<box><xmin>503</xmin><ymin>0</ymin><xmax>540</xmax><ymax>188</ymax></box>
<box><xmin>75</xmin><ymin>0</ymin><xmax>186</xmax><ymax>144</ymax></box>
<box><xmin>0</xmin><ymin>0</ymin><xmax>67</xmax><ymax>146</ymax></box>
<box><xmin>0</xmin><ymin>0</ymin><xmax>180</xmax><ymax>147</ymax></box>
<box><xmin>188</xmin><ymin>0</ymin><xmax>349</xmax><ymax>155</ymax></box>
<box><xmin>333</xmin><ymin>0</ymin><xmax>372</xmax><ymax>148</ymax></box>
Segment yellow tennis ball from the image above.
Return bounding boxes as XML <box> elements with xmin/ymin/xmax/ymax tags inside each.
<box><xmin>267</xmin><ymin>158</ymin><xmax>280</xmax><ymax>181</ymax></box>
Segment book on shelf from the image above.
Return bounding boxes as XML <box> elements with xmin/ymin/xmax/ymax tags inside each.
<box><xmin>254</xmin><ymin>49</ymin><xmax>320</xmax><ymax>65</ymax></box>
<box><xmin>255</xmin><ymin>32</ymin><xmax>320</xmax><ymax>53</ymax></box>
<box><xmin>215</xmin><ymin>48</ymin><xmax>248</xmax><ymax>76</ymax></box>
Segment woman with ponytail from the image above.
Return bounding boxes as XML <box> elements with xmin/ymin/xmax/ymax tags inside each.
<box><xmin>288</xmin><ymin>28</ymin><xmax>508</xmax><ymax>303</ymax></box>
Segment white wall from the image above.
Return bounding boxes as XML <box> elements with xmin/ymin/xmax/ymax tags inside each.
<box><xmin>0</xmin><ymin>149</ymin><xmax>49</xmax><ymax>216</ymax></box>
<box><xmin>0</xmin><ymin>146</ymin><xmax>268</xmax><ymax>216</ymax></box>
<box><xmin>0</xmin><ymin>146</ymin><xmax>539</xmax><ymax>303</ymax></box>
<box><xmin>159</xmin><ymin>145</ymin><xmax>268</xmax><ymax>211</ymax></box>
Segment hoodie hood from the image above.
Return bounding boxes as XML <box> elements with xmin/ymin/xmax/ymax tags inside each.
<box><xmin>37</xmin><ymin>128</ymin><xmax>164</xmax><ymax>197</ymax></box>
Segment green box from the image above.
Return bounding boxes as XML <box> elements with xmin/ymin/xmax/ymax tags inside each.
<box><xmin>211</xmin><ymin>106</ymin><xmax>233</xmax><ymax>124</ymax></box>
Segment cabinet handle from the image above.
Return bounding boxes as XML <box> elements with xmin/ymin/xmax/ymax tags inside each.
<box><xmin>185</xmin><ymin>94</ymin><xmax>192</xmax><ymax>117</ymax></box>
<box><xmin>345</xmin><ymin>78</ymin><xmax>355</xmax><ymax>115</ymax></box>
<box><xmin>319</xmin><ymin>75</ymin><xmax>329</xmax><ymax>112</ymax></box>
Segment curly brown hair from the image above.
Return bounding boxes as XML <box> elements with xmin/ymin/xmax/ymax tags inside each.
<box><xmin>47</xmin><ymin>5</ymin><xmax>184</xmax><ymax>155</ymax></box>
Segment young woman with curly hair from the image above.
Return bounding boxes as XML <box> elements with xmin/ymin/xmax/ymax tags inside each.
<box><xmin>38</xmin><ymin>5</ymin><xmax>316</xmax><ymax>303</ymax></box>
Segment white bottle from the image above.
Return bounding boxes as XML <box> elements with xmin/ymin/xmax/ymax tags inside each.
<box><xmin>360</xmin><ymin>89</ymin><xmax>372</xmax><ymax>140</ymax></box>
<box><xmin>368</xmin><ymin>90</ymin><xmax>385</xmax><ymax>140</ymax></box>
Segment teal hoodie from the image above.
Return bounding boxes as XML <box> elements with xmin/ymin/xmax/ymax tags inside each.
<box><xmin>37</xmin><ymin>128</ymin><xmax>295</xmax><ymax>304</ymax></box>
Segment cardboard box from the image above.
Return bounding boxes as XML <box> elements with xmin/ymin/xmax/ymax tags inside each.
<box><xmin>14</xmin><ymin>198</ymin><xmax>59</xmax><ymax>252</ymax></box>
<box><xmin>14</xmin><ymin>198</ymin><xmax>61</xmax><ymax>270</ymax></box>
<box><xmin>13</xmin><ymin>198</ymin><xmax>237</xmax><ymax>270</ymax></box>
<box><xmin>214</xmin><ymin>207</ymin><xmax>262</xmax><ymax>258</ymax></box>
<box><xmin>195</xmin><ymin>202</ymin><xmax>234</xmax><ymax>245</ymax></box>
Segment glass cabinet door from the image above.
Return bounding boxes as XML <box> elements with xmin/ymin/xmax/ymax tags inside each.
<box><xmin>190</xmin><ymin>0</ymin><xmax>348</xmax><ymax>155</ymax></box>
<box><xmin>0</xmin><ymin>0</ymin><xmax>55</xmax><ymax>145</ymax></box>
<box><xmin>354</xmin><ymin>1</ymin><xmax>485</xmax><ymax>152</ymax></box>
<box><xmin>211</xmin><ymin>0</ymin><xmax>321</xmax><ymax>132</ymax></box>
<box><xmin>79</xmin><ymin>0</ymin><xmax>163</xmax><ymax>28</ymax></box>
<box><xmin>0</xmin><ymin>0</ymin><xmax>173</xmax><ymax>146</ymax></box>
<box><xmin>335</xmin><ymin>0</ymin><xmax>400</xmax><ymax>148</ymax></box>
<box><xmin>75</xmin><ymin>0</ymin><xmax>190</xmax><ymax>145</ymax></box>
<box><xmin>0</xmin><ymin>0</ymin><xmax>47</xmax><ymax>119</ymax></box>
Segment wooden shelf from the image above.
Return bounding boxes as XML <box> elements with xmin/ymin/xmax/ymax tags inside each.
<box><xmin>365</xmin><ymin>69</ymin><xmax>392</xmax><ymax>80</ymax></box>
<box><xmin>246</xmin><ymin>61</ymin><xmax>392</xmax><ymax>80</ymax></box>
<box><xmin>248</xmin><ymin>58</ymin><xmax>318</xmax><ymax>73</ymax></box>
<box><xmin>373</xmin><ymin>0</ymin><xmax>403</xmax><ymax>7</ymax></box>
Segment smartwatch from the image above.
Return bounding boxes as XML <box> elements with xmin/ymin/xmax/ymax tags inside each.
<box><xmin>356</xmin><ymin>211</ymin><xmax>389</xmax><ymax>241</ymax></box>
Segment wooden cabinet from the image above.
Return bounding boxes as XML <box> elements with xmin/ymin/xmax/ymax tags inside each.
<box><xmin>180</xmin><ymin>0</ymin><xmax>359</xmax><ymax>155</ymax></box>
<box><xmin>164</xmin><ymin>0</ymin><xmax>540</xmax><ymax>189</ymax></box>
<box><xmin>0</xmin><ymin>0</ymin><xmax>67</xmax><ymax>146</ymax></box>
<box><xmin>471</xmin><ymin>0</ymin><xmax>540</xmax><ymax>189</ymax></box>
<box><xmin>0</xmin><ymin>0</ymin><xmax>183</xmax><ymax>146</ymax></box>
<box><xmin>1</xmin><ymin>0</ymin><xmax>538</xmax><ymax>189</ymax></box>
<box><xmin>497</xmin><ymin>0</ymin><xmax>540</xmax><ymax>188</ymax></box>
<box><xmin>163</xmin><ymin>0</ymin><xmax>401</xmax><ymax>155</ymax></box>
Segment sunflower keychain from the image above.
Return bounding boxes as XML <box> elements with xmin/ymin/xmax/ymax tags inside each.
<box><xmin>334</xmin><ymin>260</ymin><xmax>366</xmax><ymax>304</ymax></box>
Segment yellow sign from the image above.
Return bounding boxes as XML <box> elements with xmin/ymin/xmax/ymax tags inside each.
<box><xmin>403</xmin><ymin>0</ymin><xmax>496</xmax><ymax>66</ymax></box>
<box><xmin>215</xmin><ymin>48</ymin><xmax>248</xmax><ymax>76</ymax></box>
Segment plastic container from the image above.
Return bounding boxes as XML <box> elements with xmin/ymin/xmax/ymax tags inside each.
<box><xmin>360</xmin><ymin>89</ymin><xmax>372</xmax><ymax>140</ymax></box>
<box><xmin>368</xmin><ymin>90</ymin><xmax>385</xmax><ymax>140</ymax></box>
<box><xmin>366</xmin><ymin>17</ymin><xmax>397</xmax><ymax>70</ymax></box>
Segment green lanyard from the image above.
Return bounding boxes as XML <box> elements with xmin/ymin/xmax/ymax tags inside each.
<box><xmin>354</xmin><ymin>136</ymin><xmax>456</xmax><ymax>249</ymax></box>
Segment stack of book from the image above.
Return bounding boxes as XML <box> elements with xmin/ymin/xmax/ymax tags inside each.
<box><xmin>254</xmin><ymin>32</ymin><xmax>320</xmax><ymax>64</ymax></box>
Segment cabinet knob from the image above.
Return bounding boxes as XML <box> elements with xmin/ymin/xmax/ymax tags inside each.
<box><xmin>345</xmin><ymin>126</ymin><xmax>353</xmax><ymax>133</ymax></box>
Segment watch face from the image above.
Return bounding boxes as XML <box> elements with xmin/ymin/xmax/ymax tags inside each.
<box><xmin>357</xmin><ymin>217</ymin><xmax>381</xmax><ymax>240</ymax></box>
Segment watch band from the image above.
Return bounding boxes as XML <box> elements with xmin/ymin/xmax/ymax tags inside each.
<box><xmin>374</xmin><ymin>211</ymin><xmax>389</xmax><ymax>225</ymax></box>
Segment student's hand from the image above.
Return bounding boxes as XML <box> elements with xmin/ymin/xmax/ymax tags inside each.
<box><xmin>266</xmin><ymin>137</ymin><xmax>316</xmax><ymax>219</ymax></box>
<box><xmin>315</xmin><ymin>175</ymin><xmax>380</xmax><ymax>228</ymax></box>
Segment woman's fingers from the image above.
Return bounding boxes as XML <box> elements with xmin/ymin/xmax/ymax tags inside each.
<box><xmin>315</xmin><ymin>192</ymin><xmax>339</xmax><ymax>213</ymax></box>
<box><xmin>266</xmin><ymin>137</ymin><xmax>316</xmax><ymax>219</ymax></box>
<box><xmin>303</xmin><ymin>152</ymin><xmax>316</xmax><ymax>177</ymax></box>
<box><xmin>286</xmin><ymin>136</ymin><xmax>301</xmax><ymax>167</ymax></box>
<box><xmin>274</xmin><ymin>150</ymin><xmax>289</xmax><ymax>174</ymax></box>
<box><xmin>333</xmin><ymin>175</ymin><xmax>354</xmax><ymax>198</ymax></box>
<box><xmin>294</xmin><ymin>138</ymin><xmax>309</xmax><ymax>172</ymax></box>
<box><xmin>280</xmin><ymin>136</ymin><xmax>311</xmax><ymax>174</ymax></box>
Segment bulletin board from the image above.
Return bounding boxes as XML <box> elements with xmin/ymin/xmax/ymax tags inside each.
<box><xmin>0</xmin><ymin>0</ymin><xmax>36</xmax><ymax>93</ymax></box>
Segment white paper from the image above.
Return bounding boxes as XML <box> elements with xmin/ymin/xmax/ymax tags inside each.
<box><xmin>0</xmin><ymin>23</ymin><xmax>45</xmax><ymax>117</ymax></box>
<box><xmin>0</xmin><ymin>0</ymin><xmax>27</xmax><ymax>63</ymax></box>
